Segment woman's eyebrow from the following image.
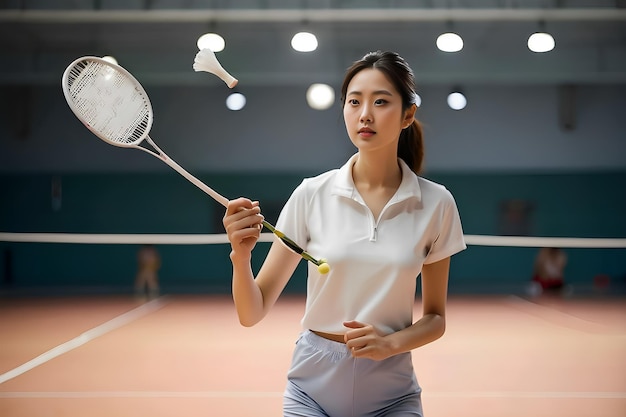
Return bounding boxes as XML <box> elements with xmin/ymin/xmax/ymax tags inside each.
<box><xmin>346</xmin><ymin>89</ymin><xmax>393</xmax><ymax>96</ymax></box>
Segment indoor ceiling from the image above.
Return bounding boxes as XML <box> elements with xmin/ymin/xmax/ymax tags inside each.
<box><xmin>1</xmin><ymin>1</ymin><xmax>625</xmax><ymax>88</ymax></box>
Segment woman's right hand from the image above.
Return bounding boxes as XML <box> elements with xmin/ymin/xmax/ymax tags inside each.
<box><xmin>223</xmin><ymin>197</ymin><xmax>265</xmax><ymax>259</ymax></box>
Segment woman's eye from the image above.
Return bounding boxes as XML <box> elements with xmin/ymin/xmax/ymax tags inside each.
<box><xmin>348</xmin><ymin>99</ymin><xmax>359</xmax><ymax>105</ymax></box>
<box><xmin>374</xmin><ymin>98</ymin><xmax>388</xmax><ymax>105</ymax></box>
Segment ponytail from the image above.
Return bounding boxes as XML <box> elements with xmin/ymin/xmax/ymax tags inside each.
<box><xmin>398</xmin><ymin>119</ymin><xmax>424</xmax><ymax>175</ymax></box>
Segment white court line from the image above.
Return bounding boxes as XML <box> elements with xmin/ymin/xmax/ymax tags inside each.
<box><xmin>0</xmin><ymin>297</ymin><xmax>168</xmax><ymax>385</ymax></box>
<box><xmin>0</xmin><ymin>390</ymin><xmax>624</xmax><ymax>399</ymax></box>
<box><xmin>0</xmin><ymin>391</ymin><xmax>283</xmax><ymax>399</ymax></box>
<box><xmin>504</xmin><ymin>296</ymin><xmax>620</xmax><ymax>334</ymax></box>
<box><xmin>427</xmin><ymin>391</ymin><xmax>626</xmax><ymax>399</ymax></box>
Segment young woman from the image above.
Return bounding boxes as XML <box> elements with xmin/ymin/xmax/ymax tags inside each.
<box><xmin>223</xmin><ymin>51</ymin><xmax>466</xmax><ymax>417</ymax></box>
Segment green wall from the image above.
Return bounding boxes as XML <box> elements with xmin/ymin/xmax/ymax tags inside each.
<box><xmin>1</xmin><ymin>171</ymin><xmax>625</xmax><ymax>294</ymax></box>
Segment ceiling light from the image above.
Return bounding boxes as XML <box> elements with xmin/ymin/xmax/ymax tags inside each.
<box><xmin>527</xmin><ymin>32</ymin><xmax>555</xmax><ymax>53</ymax></box>
<box><xmin>447</xmin><ymin>91</ymin><xmax>467</xmax><ymax>110</ymax></box>
<box><xmin>291</xmin><ymin>31</ymin><xmax>318</xmax><ymax>52</ymax></box>
<box><xmin>197</xmin><ymin>33</ymin><xmax>225</xmax><ymax>52</ymax></box>
<box><xmin>226</xmin><ymin>92</ymin><xmax>246</xmax><ymax>111</ymax></box>
<box><xmin>306</xmin><ymin>83</ymin><xmax>335</xmax><ymax>110</ymax></box>
<box><xmin>436</xmin><ymin>32</ymin><xmax>463</xmax><ymax>53</ymax></box>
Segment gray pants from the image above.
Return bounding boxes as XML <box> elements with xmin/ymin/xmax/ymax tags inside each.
<box><xmin>283</xmin><ymin>330</ymin><xmax>423</xmax><ymax>417</ymax></box>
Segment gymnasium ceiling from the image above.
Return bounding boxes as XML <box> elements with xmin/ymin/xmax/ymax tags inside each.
<box><xmin>1</xmin><ymin>1</ymin><xmax>625</xmax><ymax>88</ymax></box>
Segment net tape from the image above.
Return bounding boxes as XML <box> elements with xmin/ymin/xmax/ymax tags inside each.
<box><xmin>0</xmin><ymin>233</ymin><xmax>625</xmax><ymax>248</ymax></box>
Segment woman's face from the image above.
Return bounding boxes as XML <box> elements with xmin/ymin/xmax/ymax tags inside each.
<box><xmin>343</xmin><ymin>68</ymin><xmax>412</xmax><ymax>154</ymax></box>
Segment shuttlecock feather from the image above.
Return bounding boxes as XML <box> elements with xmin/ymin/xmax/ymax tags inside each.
<box><xmin>193</xmin><ymin>48</ymin><xmax>238</xmax><ymax>88</ymax></box>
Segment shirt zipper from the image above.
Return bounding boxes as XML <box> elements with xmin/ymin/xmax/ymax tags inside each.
<box><xmin>369</xmin><ymin>197</ymin><xmax>407</xmax><ymax>242</ymax></box>
<box><xmin>354</xmin><ymin>194</ymin><xmax>402</xmax><ymax>243</ymax></box>
<box><xmin>369</xmin><ymin>210</ymin><xmax>383</xmax><ymax>242</ymax></box>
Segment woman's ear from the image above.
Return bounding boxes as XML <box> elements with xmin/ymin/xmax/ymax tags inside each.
<box><xmin>403</xmin><ymin>104</ymin><xmax>417</xmax><ymax>129</ymax></box>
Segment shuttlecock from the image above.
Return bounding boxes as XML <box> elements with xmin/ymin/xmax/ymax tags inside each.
<box><xmin>193</xmin><ymin>48</ymin><xmax>238</xmax><ymax>88</ymax></box>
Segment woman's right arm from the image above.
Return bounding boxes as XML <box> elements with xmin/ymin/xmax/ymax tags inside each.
<box><xmin>224</xmin><ymin>198</ymin><xmax>301</xmax><ymax>326</ymax></box>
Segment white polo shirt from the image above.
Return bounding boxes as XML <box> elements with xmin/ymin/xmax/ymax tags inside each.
<box><xmin>275</xmin><ymin>153</ymin><xmax>466</xmax><ymax>335</ymax></box>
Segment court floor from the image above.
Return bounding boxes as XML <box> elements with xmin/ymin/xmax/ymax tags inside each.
<box><xmin>1</xmin><ymin>294</ymin><xmax>625</xmax><ymax>417</ymax></box>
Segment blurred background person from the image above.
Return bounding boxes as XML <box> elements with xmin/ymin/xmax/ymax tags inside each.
<box><xmin>528</xmin><ymin>247</ymin><xmax>570</xmax><ymax>297</ymax></box>
<box><xmin>135</xmin><ymin>244</ymin><xmax>161</xmax><ymax>299</ymax></box>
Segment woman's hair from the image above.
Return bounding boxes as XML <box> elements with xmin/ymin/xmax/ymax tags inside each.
<box><xmin>340</xmin><ymin>51</ymin><xmax>424</xmax><ymax>174</ymax></box>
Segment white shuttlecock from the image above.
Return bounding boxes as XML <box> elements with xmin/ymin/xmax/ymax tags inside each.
<box><xmin>193</xmin><ymin>48</ymin><xmax>238</xmax><ymax>88</ymax></box>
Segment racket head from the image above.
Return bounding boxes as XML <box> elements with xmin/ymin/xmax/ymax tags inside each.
<box><xmin>61</xmin><ymin>56</ymin><xmax>153</xmax><ymax>148</ymax></box>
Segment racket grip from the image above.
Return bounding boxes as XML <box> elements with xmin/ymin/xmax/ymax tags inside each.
<box><xmin>262</xmin><ymin>220</ymin><xmax>322</xmax><ymax>266</ymax></box>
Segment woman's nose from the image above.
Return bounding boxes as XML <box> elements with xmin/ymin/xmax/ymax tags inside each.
<box><xmin>360</xmin><ymin>106</ymin><xmax>373</xmax><ymax>123</ymax></box>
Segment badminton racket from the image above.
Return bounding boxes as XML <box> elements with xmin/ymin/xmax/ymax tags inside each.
<box><xmin>61</xmin><ymin>56</ymin><xmax>329</xmax><ymax>274</ymax></box>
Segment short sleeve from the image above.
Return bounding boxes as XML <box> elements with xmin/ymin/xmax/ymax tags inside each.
<box><xmin>274</xmin><ymin>179</ymin><xmax>310</xmax><ymax>250</ymax></box>
<box><xmin>424</xmin><ymin>189</ymin><xmax>466</xmax><ymax>264</ymax></box>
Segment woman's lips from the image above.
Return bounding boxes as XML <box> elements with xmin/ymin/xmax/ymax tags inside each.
<box><xmin>358</xmin><ymin>127</ymin><xmax>375</xmax><ymax>137</ymax></box>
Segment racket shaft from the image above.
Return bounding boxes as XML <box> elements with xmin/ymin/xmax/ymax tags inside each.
<box><xmin>159</xmin><ymin>151</ymin><xmax>229</xmax><ymax>207</ymax></box>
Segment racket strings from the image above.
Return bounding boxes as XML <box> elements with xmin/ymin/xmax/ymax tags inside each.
<box><xmin>66</xmin><ymin>60</ymin><xmax>152</xmax><ymax>146</ymax></box>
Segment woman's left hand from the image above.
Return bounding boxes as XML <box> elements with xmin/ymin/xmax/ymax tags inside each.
<box><xmin>343</xmin><ymin>320</ymin><xmax>395</xmax><ymax>361</ymax></box>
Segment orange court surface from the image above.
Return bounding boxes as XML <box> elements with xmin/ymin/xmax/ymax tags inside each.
<box><xmin>1</xmin><ymin>294</ymin><xmax>625</xmax><ymax>417</ymax></box>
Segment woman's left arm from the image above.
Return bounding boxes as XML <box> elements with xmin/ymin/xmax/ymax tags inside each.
<box><xmin>344</xmin><ymin>257</ymin><xmax>450</xmax><ymax>361</ymax></box>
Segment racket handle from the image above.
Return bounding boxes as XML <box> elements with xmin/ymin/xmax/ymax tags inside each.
<box><xmin>261</xmin><ymin>221</ymin><xmax>323</xmax><ymax>266</ymax></box>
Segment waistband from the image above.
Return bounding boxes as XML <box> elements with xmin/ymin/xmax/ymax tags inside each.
<box><xmin>301</xmin><ymin>329</ymin><xmax>351</xmax><ymax>355</ymax></box>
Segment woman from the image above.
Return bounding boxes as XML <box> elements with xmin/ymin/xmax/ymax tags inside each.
<box><xmin>224</xmin><ymin>51</ymin><xmax>466</xmax><ymax>416</ymax></box>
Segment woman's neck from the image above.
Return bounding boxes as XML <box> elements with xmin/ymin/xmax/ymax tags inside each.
<box><xmin>352</xmin><ymin>152</ymin><xmax>402</xmax><ymax>189</ymax></box>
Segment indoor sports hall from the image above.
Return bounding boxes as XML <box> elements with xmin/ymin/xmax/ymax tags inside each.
<box><xmin>1</xmin><ymin>2</ymin><xmax>625</xmax><ymax>417</ymax></box>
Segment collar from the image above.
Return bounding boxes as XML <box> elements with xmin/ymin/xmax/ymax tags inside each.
<box><xmin>331</xmin><ymin>153</ymin><xmax>422</xmax><ymax>203</ymax></box>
